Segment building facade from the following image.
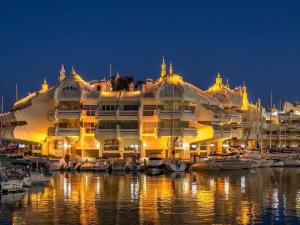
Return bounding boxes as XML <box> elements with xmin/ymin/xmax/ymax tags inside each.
<box><xmin>1</xmin><ymin>61</ymin><xmax>295</xmax><ymax>160</ymax></box>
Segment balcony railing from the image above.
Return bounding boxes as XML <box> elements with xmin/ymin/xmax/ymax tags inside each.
<box><xmin>158</xmin><ymin>110</ymin><xmax>195</xmax><ymax>120</ymax></box>
<box><xmin>55</xmin><ymin>109</ymin><xmax>81</xmax><ymax>120</ymax></box>
<box><xmin>55</xmin><ymin>127</ymin><xmax>80</xmax><ymax>136</ymax></box>
<box><xmin>95</xmin><ymin>129</ymin><xmax>117</xmax><ymax>137</ymax></box>
<box><xmin>118</xmin><ymin>128</ymin><xmax>139</xmax><ymax>138</ymax></box>
<box><xmin>96</xmin><ymin>109</ymin><xmax>139</xmax><ymax>120</ymax></box>
<box><xmin>157</xmin><ymin>127</ymin><xmax>197</xmax><ymax>137</ymax></box>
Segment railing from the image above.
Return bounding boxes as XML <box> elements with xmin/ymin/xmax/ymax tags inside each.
<box><xmin>55</xmin><ymin>109</ymin><xmax>81</xmax><ymax>120</ymax></box>
<box><xmin>158</xmin><ymin>109</ymin><xmax>195</xmax><ymax>120</ymax></box>
<box><xmin>95</xmin><ymin>129</ymin><xmax>116</xmax><ymax>137</ymax></box>
<box><xmin>182</xmin><ymin>128</ymin><xmax>197</xmax><ymax>136</ymax></box>
<box><xmin>55</xmin><ymin>127</ymin><xmax>80</xmax><ymax>136</ymax></box>
<box><xmin>118</xmin><ymin>128</ymin><xmax>139</xmax><ymax>138</ymax></box>
<box><xmin>96</xmin><ymin>109</ymin><xmax>139</xmax><ymax>119</ymax></box>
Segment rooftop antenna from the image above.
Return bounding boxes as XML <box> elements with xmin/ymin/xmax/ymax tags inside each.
<box><xmin>15</xmin><ymin>83</ymin><xmax>19</xmax><ymax>102</ymax></box>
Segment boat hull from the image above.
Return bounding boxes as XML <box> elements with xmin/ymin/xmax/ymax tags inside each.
<box><xmin>1</xmin><ymin>179</ymin><xmax>23</xmax><ymax>192</ymax></box>
<box><xmin>259</xmin><ymin>159</ymin><xmax>274</xmax><ymax>167</ymax></box>
<box><xmin>271</xmin><ymin>161</ymin><xmax>284</xmax><ymax>167</ymax></box>
<box><xmin>284</xmin><ymin>159</ymin><xmax>300</xmax><ymax>167</ymax></box>
<box><xmin>166</xmin><ymin>162</ymin><xmax>186</xmax><ymax>172</ymax></box>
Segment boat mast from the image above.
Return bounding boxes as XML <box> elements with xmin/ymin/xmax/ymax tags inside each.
<box><xmin>284</xmin><ymin>101</ymin><xmax>287</xmax><ymax>147</ymax></box>
<box><xmin>269</xmin><ymin>89</ymin><xmax>272</xmax><ymax>149</ymax></box>
<box><xmin>279</xmin><ymin>99</ymin><xmax>282</xmax><ymax>149</ymax></box>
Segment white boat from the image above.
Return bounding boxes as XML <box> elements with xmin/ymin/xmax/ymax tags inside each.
<box><xmin>146</xmin><ymin>157</ymin><xmax>164</xmax><ymax>175</ymax></box>
<box><xmin>30</xmin><ymin>172</ymin><xmax>51</xmax><ymax>184</ymax></box>
<box><xmin>80</xmin><ymin>162</ymin><xmax>96</xmax><ymax>171</ymax></box>
<box><xmin>190</xmin><ymin>160</ymin><xmax>221</xmax><ymax>171</ymax></box>
<box><xmin>271</xmin><ymin>160</ymin><xmax>284</xmax><ymax>167</ymax></box>
<box><xmin>92</xmin><ymin>157</ymin><xmax>110</xmax><ymax>172</ymax></box>
<box><xmin>22</xmin><ymin>174</ymin><xmax>32</xmax><ymax>187</ymax></box>
<box><xmin>166</xmin><ymin>159</ymin><xmax>186</xmax><ymax>172</ymax></box>
<box><xmin>284</xmin><ymin>159</ymin><xmax>300</xmax><ymax>166</ymax></box>
<box><xmin>215</xmin><ymin>158</ymin><xmax>255</xmax><ymax>170</ymax></box>
<box><xmin>259</xmin><ymin>159</ymin><xmax>274</xmax><ymax>167</ymax></box>
<box><xmin>111</xmin><ymin>160</ymin><xmax>126</xmax><ymax>171</ymax></box>
<box><xmin>0</xmin><ymin>176</ymin><xmax>23</xmax><ymax>193</ymax></box>
<box><xmin>126</xmin><ymin>162</ymin><xmax>143</xmax><ymax>171</ymax></box>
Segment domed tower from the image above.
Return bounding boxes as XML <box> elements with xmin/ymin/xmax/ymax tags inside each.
<box><xmin>40</xmin><ymin>78</ymin><xmax>48</xmax><ymax>93</ymax></box>
<box><xmin>160</xmin><ymin>58</ymin><xmax>166</xmax><ymax>78</ymax></box>
<box><xmin>241</xmin><ymin>82</ymin><xmax>249</xmax><ymax>110</ymax></box>
<box><xmin>215</xmin><ymin>72</ymin><xmax>223</xmax><ymax>87</ymax></box>
<box><xmin>59</xmin><ymin>64</ymin><xmax>65</xmax><ymax>81</ymax></box>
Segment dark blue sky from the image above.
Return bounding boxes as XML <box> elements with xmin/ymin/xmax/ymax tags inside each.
<box><xmin>0</xmin><ymin>0</ymin><xmax>300</xmax><ymax>109</ymax></box>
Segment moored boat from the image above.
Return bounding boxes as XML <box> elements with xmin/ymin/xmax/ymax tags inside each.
<box><xmin>92</xmin><ymin>157</ymin><xmax>110</xmax><ymax>172</ymax></box>
<box><xmin>146</xmin><ymin>157</ymin><xmax>164</xmax><ymax>175</ymax></box>
<box><xmin>166</xmin><ymin>159</ymin><xmax>186</xmax><ymax>172</ymax></box>
<box><xmin>271</xmin><ymin>159</ymin><xmax>284</xmax><ymax>167</ymax></box>
<box><xmin>110</xmin><ymin>160</ymin><xmax>127</xmax><ymax>171</ymax></box>
<box><xmin>283</xmin><ymin>158</ymin><xmax>300</xmax><ymax>167</ymax></box>
<box><xmin>190</xmin><ymin>160</ymin><xmax>221</xmax><ymax>171</ymax></box>
<box><xmin>126</xmin><ymin>162</ymin><xmax>143</xmax><ymax>171</ymax></box>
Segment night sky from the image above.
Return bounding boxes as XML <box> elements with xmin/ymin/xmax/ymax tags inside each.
<box><xmin>0</xmin><ymin>0</ymin><xmax>300</xmax><ymax>109</ymax></box>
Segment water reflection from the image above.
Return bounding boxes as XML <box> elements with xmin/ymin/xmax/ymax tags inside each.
<box><xmin>1</xmin><ymin>169</ymin><xmax>300</xmax><ymax>224</ymax></box>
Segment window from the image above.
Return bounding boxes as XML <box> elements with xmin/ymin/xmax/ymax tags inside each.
<box><xmin>101</xmin><ymin>105</ymin><xmax>117</xmax><ymax>111</ymax></box>
<box><xmin>143</xmin><ymin>105</ymin><xmax>156</xmax><ymax>116</ymax></box>
<box><xmin>83</xmin><ymin>105</ymin><xmax>96</xmax><ymax>116</ymax></box>
<box><xmin>62</xmin><ymin>85</ymin><xmax>77</xmax><ymax>91</ymax></box>
<box><xmin>82</xmin><ymin>122</ymin><xmax>95</xmax><ymax>133</ymax></box>
<box><xmin>123</xmin><ymin>105</ymin><xmax>138</xmax><ymax>111</ymax></box>
<box><xmin>119</xmin><ymin>121</ymin><xmax>138</xmax><ymax>129</ymax></box>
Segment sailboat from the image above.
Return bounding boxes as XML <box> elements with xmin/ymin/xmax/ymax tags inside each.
<box><xmin>165</xmin><ymin>84</ymin><xmax>186</xmax><ymax>172</ymax></box>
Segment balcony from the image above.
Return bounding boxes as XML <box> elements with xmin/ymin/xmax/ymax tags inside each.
<box><xmin>157</xmin><ymin>127</ymin><xmax>197</xmax><ymax>137</ymax></box>
<box><xmin>55</xmin><ymin>127</ymin><xmax>80</xmax><ymax>136</ymax></box>
<box><xmin>118</xmin><ymin>110</ymin><xmax>139</xmax><ymax>120</ymax></box>
<box><xmin>55</xmin><ymin>109</ymin><xmax>81</xmax><ymax>120</ymax></box>
<box><xmin>213</xmin><ymin>129</ymin><xmax>231</xmax><ymax>139</ymax></box>
<box><xmin>96</xmin><ymin>110</ymin><xmax>117</xmax><ymax>120</ymax></box>
<box><xmin>95</xmin><ymin>129</ymin><xmax>117</xmax><ymax>138</ymax></box>
<box><xmin>182</xmin><ymin>128</ymin><xmax>197</xmax><ymax>136</ymax></box>
<box><xmin>118</xmin><ymin>129</ymin><xmax>139</xmax><ymax>138</ymax></box>
<box><xmin>158</xmin><ymin>128</ymin><xmax>182</xmax><ymax>137</ymax></box>
<box><xmin>158</xmin><ymin>110</ymin><xmax>196</xmax><ymax>121</ymax></box>
<box><xmin>96</xmin><ymin>109</ymin><xmax>139</xmax><ymax>120</ymax></box>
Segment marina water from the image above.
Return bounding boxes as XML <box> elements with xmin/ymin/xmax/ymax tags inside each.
<box><xmin>1</xmin><ymin>168</ymin><xmax>300</xmax><ymax>224</ymax></box>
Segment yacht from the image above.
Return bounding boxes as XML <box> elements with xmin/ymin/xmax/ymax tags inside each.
<box><xmin>165</xmin><ymin>159</ymin><xmax>186</xmax><ymax>172</ymax></box>
<box><xmin>284</xmin><ymin>158</ymin><xmax>300</xmax><ymax>166</ymax></box>
<box><xmin>190</xmin><ymin>159</ymin><xmax>221</xmax><ymax>171</ymax></box>
<box><xmin>110</xmin><ymin>159</ymin><xmax>127</xmax><ymax>171</ymax></box>
<box><xmin>146</xmin><ymin>157</ymin><xmax>164</xmax><ymax>175</ymax></box>
<box><xmin>126</xmin><ymin>162</ymin><xmax>143</xmax><ymax>171</ymax></box>
<box><xmin>214</xmin><ymin>158</ymin><xmax>255</xmax><ymax>170</ymax></box>
<box><xmin>0</xmin><ymin>169</ymin><xmax>24</xmax><ymax>193</ymax></box>
<box><xmin>92</xmin><ymin>157</ymin><xmax>110</xmax><ymax>172</ymax></box>
<box><xmin>271</xmin><ymin>159</ymin><xmax>285</xmax><ymax>167</ymax></box>
<box><xmin>30</xmin><ymin>161</ymin><xmax>52</xmax><ymax>184</ymax></box>
<box><xmin>80</xmin><ymin>162</ymin><xmax>96</xmax><ymax>171</ymax></box>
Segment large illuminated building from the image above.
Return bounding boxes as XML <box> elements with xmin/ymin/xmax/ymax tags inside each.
<box><xmin>263</xmin><ymin>101</ymin><xmax>300</xmax><ymax>148</ymax></box>
<box><xmin>0</xmin><ymin>60</ymin><xmax>268</xmax><ymax>160</ymax></box>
